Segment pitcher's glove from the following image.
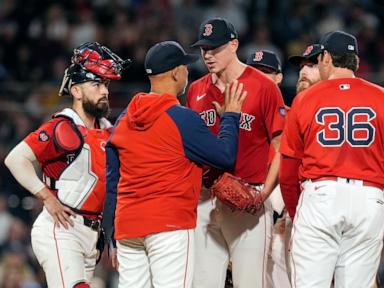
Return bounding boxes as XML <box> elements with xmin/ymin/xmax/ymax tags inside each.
<box><xmin>210</xmin><ymin>173</ymin><xmax>264</xmax><ymax>215</ymax></box>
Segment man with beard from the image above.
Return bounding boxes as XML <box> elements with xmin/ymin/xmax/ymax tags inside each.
<box><xmin>4</xmin><ymin>42</ymin><xmax>130</xmax><ymax>288</ymax></box>
<box><xmin>280</xmin><ymin>44</ymin><xmax>322</xmax><ymax>220</ymax></box>
<box><xmin>289</xmin><ymin>44</ymin><xmax>322</xmax><ymax>95</ymax></box>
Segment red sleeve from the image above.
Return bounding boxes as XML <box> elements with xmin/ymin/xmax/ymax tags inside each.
<box><xmin>279</xmin><ymin>99</ymin><xmax>304</xmax><ymax>159</ymax></box>
<box><xmin>24</xmin><ymin>119</ymin><xmax>64</xmax><ymax>163</ymax></box>
<box><xmin>262</xmin><ymin>82</ymin><xmax>286</xmax><ymax>139</ymax></box>
<box><xmin>280</xmin><ymin>155</ymin><xmax>301</xmax><ymax>219</ymax></box>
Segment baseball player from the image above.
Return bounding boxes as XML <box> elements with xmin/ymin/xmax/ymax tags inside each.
<box><xmin>4</xmin><ymin>42</ymin><xmax>130</xmax><ymax>288</ymax></box>
<box><xmin>281</xmin><ymin>43</ymin><xmax>322</xmax><ymax>220</ymax></box>
<box><xmin>289</xmin><ymin>44</ymin><xmax>323</xmax><ymax>95</ymax></box>
<box><xmin>246</xmin><ymin>50</ymin><xmax>283</xmax><ymax>85</ymax></box>
<box><xmin>187</xmin><ymin>18</ymin><xmax>286</xmax><ymax>287</ymax></box>
<box><xmin>104</xmin><ymin>41</ymin><xmax>247</xmax><ymax>288</ymax></box>
<box><xmin>280</xmin><ymin>31</ymin><xmax>384</xmax><ymax>287</ymax></box>
<box><xmin>247</xmin><ymin>50</ymin><xmax>291</xmax><ymax>288</ymax></box>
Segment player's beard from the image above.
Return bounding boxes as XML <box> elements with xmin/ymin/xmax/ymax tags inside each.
<box><xmin>296</xmin><ymin>77</ymin><xmax>313</xmax><ymax>93</ymax></box>
<box><xmin>82</xmin><ymin>97</ymin><xmax>110</xmax><ymax>119</ymax></box>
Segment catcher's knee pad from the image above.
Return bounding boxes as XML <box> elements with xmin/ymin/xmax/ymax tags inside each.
<box><xmin>73</xmin><ymin>283</ymin><xmax>90</xmax><ymax>288</ymax></box>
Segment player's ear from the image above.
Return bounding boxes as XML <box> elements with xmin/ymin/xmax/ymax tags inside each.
<box><xmin>323</xmin><ymin>51</ymin><xmax>332</xmax><ymax>65</ymax></box>
<box><xmin>276</xmin><ymin>73</ymin><xmax>283</xmax><ymax>85</ymax></box>
<box><xmin>70</xmin><ymin>84</ymin><xmax>82</xmax><ymax>101</ymax></box>
<box><xmin>171</xmin><ymin>66</ymin><xmax>180</xmax><ymax>82</ymax></box>
<box><xmin>229</xmin><ymin>39</ymin><xmax>239</xmax><ymax>53</ymax></box>
<box><xmin>355</xmin><ymin>55</ymin><xmax>360</xmax><ymax>72</ymax></box>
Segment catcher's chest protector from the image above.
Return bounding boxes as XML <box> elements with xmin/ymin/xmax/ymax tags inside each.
<box><xmin>53</xmin><ymin>109</ymin><xmax>111</xmax><ymax>212</ymax></box>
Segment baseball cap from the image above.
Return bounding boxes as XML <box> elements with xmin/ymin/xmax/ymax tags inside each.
<box><xmin>288</xmin><ymin>44</ymin><xmax>323</xmax><ymax>66</ymax></box>
<box><xmin>246</xmin><ymin>50</ymin><xmax>282</xmax><ymax>73</ymax></box>
<box><xmin>145</xmin><ymin>41</ymin><xmax>199</xmax><ymax>75</ymax></box>
<box><xmin>191</xmin><ymin>18</ymin><xmax>238</xmax><ymax>48</ymax></box>
<box><xmin>320</xmin><ymin>30</ymin><xmax>358</xmax><ymax>55</ymax></box>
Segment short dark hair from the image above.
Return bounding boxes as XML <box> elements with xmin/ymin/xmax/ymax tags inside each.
<box><xmin>330</xmin><ymin>52</ymin><xmax>359</xmax><ymax>71</ymax></box>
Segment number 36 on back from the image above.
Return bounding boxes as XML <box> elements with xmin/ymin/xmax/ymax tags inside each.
<box><xmin>316</xmin><ymin>107</ymin><xmax>376</xmax><ymax>147</ymax></box>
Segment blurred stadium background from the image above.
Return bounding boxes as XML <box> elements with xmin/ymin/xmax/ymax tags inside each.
<box><xmin>0</xmin><ymin>0</ymin><xmax>384</xmax><ymax>287</ymax></box>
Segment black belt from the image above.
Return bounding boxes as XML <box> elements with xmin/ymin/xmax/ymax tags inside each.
<box><xmin>83</xmin><ymin>217</ymin><xmax>101</xmax><ymax>231</ymax></box>
<box><xmin>248</xmin><ymin>182</ymin><xmax>263</xmax><ymax>187</ymax></box>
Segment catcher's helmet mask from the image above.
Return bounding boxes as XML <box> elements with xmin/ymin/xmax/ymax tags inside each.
<box><xmin>59</xmin><ymin>42</ymin><xmax>132</xmax><ymax>96</ymax></box>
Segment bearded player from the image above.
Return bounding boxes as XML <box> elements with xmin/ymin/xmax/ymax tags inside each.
<box><xmin>4</xmin><ymin>42</ymin><xmax>130</xmax><ymax>288</ymax></box>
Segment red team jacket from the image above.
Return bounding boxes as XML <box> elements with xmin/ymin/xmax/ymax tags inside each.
<box><xmin>280</xmin><ymin>77</ymin><xmax>384</xmax><ymax>185</ymax></box>
<box><xmin>106</xmin><ymin>93</ymin><xmax>240</xmax><ymax>239</ymax></box>
<box><xmin>24</xmin><ymin>108</ymin><xmax>111</xmax><ymax>214</ymax></box>
<box><xmin>187</xmin><ymin>66</ymin><xmax>286</xmax><ymax>183</ymax></box>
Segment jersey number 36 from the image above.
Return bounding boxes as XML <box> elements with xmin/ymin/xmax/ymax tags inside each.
<box><xmin>316</xmin><ymin>107</ymin><xmax>376</xmax><ymax>147</ymax></box>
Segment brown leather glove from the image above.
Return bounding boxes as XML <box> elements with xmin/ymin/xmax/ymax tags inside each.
<box><xmin>210</xmin><ymin>173</ymin><xmax>264</xmax><ymax>215</ymax></box>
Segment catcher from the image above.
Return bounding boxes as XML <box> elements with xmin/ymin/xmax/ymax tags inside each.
<box><xmin>4</xmin><ymin>42</ymin><xmax>130</xmax><ymax>288</ymax></box>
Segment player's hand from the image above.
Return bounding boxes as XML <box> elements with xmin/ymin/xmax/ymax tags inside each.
<box><xmin>259</xmin><ymin>188</ymin><xmax>270</xmax><ymax>203</ymax></box>
<box><xmin>111</xmin><ymin>247</ymin><xmax>119</xmax><ymax>270</ymax></box>
<box><xmin>213</xmin><ymin>80</ymin><xmax>247</xmax><ymax>115</ymax></box>
<box><xmin>36</xmin><ymin>187</ymin><xmax>76</xmax><ymax>229</ymax></box>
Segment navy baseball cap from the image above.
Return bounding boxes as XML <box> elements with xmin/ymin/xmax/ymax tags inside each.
<box><xmin>145</xmin><ymin>41</ymin><xmax>199</xmax><ymax>75</ymax></box>
<box><xmin>320</xmin><ymin>30</ymin><xmax>358</xmax><ymax>55</ymax></box>
<box><xmin>246</xmin><ymin>50</ymin><xmax>282</xmax><ymax>73</ymax></box>
<box><xmin>191</xmin><ymin>18</ymin><xmax>238</xmax><ymax>48</ymax></box>
<box><xmin>288</xmin><ymin>44</ymin><xmax>323</xmax><ymax>66</ymax></box>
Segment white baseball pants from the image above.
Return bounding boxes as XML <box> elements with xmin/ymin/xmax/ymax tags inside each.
<box><xmin>266</xmin><ymin>212</ymin><xmax>291</xmax><ymax>288</ymax></box>
<box><xmin>31</xmin><ymin>208</ymin><xmax>99</xmax><ymax>288</ymax></box>
<box><xmin>290</xmin><ymin>178</ymin><xmax>384</xmax><ymax>288</ymax></box>
<box><xmin>193</xmin><ymin>188</ymin><xmax>273</xmax><ymax>288</ymax></box>
<box><xmin>117</xmin><ymin>229</ymin><xmax>194</xmax><ymax>288</ymax></box>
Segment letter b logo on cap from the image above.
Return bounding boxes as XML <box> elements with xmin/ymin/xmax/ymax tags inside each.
<box><xmin>253</xmin><ymin>51</ymin><xmax>264</xmax><ymax>62</ymax></box>
<box><xmin>203</xmin><ymin>24</ymin><xmax>213</xmax><ymax>36</ymax></box>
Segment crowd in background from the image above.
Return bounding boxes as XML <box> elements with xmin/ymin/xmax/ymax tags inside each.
<box><xmin>0</xmin><ymin>0</ymin><xmax>384</xmax><ymax>287</ymax></box>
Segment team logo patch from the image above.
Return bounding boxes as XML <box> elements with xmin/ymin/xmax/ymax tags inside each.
<box><xmin>253</xmin><ymin>51</ymin><xmax>263</xmax><ymax>62</ymax></box>
<box><xmin>203</xmin><ymin>24</ymin><xmax>213</xmax><ymax>37</ymax></box>
<box><xmin>67</xmin><ymin>153</ymin><xmax>76</xmax><ymax>164</ymax></box>
<box><xmin>279</xmin><ymin>106</ymin><xmax>287</xmax><ymax>117</ymax></box>
<box><xmin>303</xmin><ymin>45</ymin><xmax>313</xmax><ymax>56</ymax></box>
<box><xmin>38</xmin><ymin>131</ymin><xmax>49</xmax><ymax>142</ymax></box>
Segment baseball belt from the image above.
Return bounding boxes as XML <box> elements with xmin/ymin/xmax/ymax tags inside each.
<box><xmin>310</xmin><ymin>176</ymin><xmax>384</xmax><ymax>190</ymax></box>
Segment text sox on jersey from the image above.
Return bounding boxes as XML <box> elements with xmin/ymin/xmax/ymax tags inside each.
<box><xmin>199</xmin><ymin>109</ymin><xmax>256</xmax><ymax>131</ymax></box>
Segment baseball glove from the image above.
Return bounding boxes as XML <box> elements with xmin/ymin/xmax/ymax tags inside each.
<box><xmin>210</xmin><ymin>173</ymin><xmax>264</xmax><ymax>215</ymax></box>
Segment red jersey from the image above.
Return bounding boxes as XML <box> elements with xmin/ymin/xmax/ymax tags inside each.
<box><xmin>187</xmin><ymin>66</ymin><xmax>286</xmax><ymax>183</ymax></box>
<box><xmin>280</xmin><ymin>77</ymin><xmax>384</xmax><ymax>185</ymax></box>
<box><xmin>24</xmin><ymin>108</ymin><xmax>111</xmax><ymax>213</ymax></box>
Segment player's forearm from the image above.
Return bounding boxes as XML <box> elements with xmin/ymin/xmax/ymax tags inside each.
<box><xmin>262</xmin><ymin>135</ymin><xmax>281</xmax><ymax>198</ymax></box>
<box><xmin>4</xmin><ymin>141</ymin><xmax>45</xmax><ymax>195</ymax></box>
<box><xmin>262</xmin><ymin>151</ymin><xmax>280</xmax><ymax>198</ymax></box>
<box><xmin>279</xmin><ymin>155</ymin><xmax>301</xmax><ymax>219</ymax></box>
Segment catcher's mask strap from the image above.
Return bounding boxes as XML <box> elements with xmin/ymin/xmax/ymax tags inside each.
<box><xmin>58</xmin><ymin>68</ymin><xmax>70</xmax><ymax>96</ymax></box>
